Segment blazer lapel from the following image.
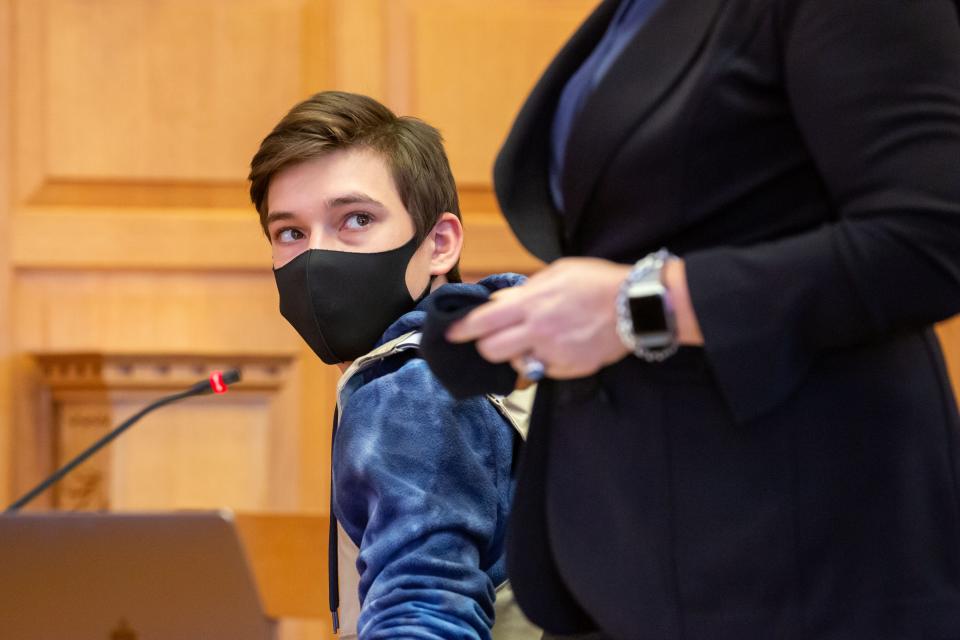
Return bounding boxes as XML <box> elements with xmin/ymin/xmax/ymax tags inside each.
<box><xmin>561</xmin><ymin>0</ymin><xmax>726</xmax><ymax>239</ymax></box>
<box><xmin>493</xmin><ymin>0</ymin><xmax>620</xmax><ymax>263</ymax></box>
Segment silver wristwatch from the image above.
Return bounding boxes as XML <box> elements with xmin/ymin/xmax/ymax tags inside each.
<box><xmin>615</xmin><ymin>248</ymin><xmax>679</xmax><ymax>363</ymax></box>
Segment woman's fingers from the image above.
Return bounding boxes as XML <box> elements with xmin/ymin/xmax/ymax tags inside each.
<box><xmin>446</xmin><ymin>287</ymin><xmax>528</xmax><ymax>343</ymax></box>
<box><xmin>445</xmin><ymin>258</ymin><xmax>634</xmax><ymax>379</ymax></box>
<box><xmin>474</xmin><ymin>322</ymin><xmax>534</xmax><ymax>363</ymax></box>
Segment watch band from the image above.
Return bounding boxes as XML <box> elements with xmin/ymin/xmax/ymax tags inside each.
<box><xmin>615</xmin><ymin>248</ymin><xmax>680</xmax><ymax>363</ymax></box>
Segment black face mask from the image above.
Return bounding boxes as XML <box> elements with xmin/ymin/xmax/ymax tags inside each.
<box><xmin>274</xmin><ymin>236</ymin><xmax>429</xmax><ymax>364</ymax></box>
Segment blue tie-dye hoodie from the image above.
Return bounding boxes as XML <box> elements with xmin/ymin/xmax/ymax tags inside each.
<box><xmin>332</xmin><ymin>273</ymin><xmax>526</xmax><ymax>639</ymax></box>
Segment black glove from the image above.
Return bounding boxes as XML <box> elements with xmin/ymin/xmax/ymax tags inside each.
<box><xmin>420</xmin><ymin>287</ymin><xmax>518</xmax><ymax>399</ymax></box>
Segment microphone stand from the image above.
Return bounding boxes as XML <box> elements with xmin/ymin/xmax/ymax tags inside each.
<box><xmin>5</xmin><ymin>369</ymin><xmax>240</xmax><ymax>513</ymax></box>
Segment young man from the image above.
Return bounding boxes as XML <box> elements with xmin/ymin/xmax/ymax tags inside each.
<box><xmin>248</xmin><ymin>91</ymin><xmax>538</xmax><ymax>640</ymax></box>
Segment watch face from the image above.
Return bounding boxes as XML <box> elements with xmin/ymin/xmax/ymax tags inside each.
<box><xmin>630</xmin><ymin>294</ymin><xmax>668</xmax><ymax>334</ymax></box>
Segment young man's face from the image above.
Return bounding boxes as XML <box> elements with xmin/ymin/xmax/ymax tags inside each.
<box><xmin>265</xmin><ymin>147</ymin><xmax>435</xmax><ymax>298</ymax></box>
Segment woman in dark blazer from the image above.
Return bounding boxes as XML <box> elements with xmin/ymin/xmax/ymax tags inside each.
<box><xmin>448</xmin><ymin>0</ymin><xmax>960</xmax><ymax>638</ymax></box>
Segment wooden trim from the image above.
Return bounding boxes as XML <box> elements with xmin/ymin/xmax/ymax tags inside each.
<box><xmin>12</xmin><ymin>0</ymin><xmax>46</xmax><ymax>205</ymax></box>
<box><xmin>383</xmin><ymin>0</ymin><xmax>413</xmax><ymax>113</ymax></box>
<box><xmin>24</xmin><ymin>177</ymin><xmax>499</xmax><ymax>213</ymax></box>
<box><xmin>11</xmin><ymin>357</ymin><xmax>53</xmax><ymax>510</ymax></box>
<box><xmin>329</xmin><ymin>0</ymin><xmax>388</xmax><ymax>101</ymax></box>
<box><xmin>458</xmin><ymin>184</ymin><xmax>501</xmax><ymax>215</ymax></box>
<box><xmin>32</xmin><ymin>352</ymin><xmax>296</xmax><ymax>394</ymax></box>
<box><xmin>301</xmin><ymin>0</ymin><xmax>333</xmax><ymax>96</ymax></box>
<box><xmin>11</xmin><ymin>207</ymin><xmax>273</xmax><ymax>270</ymax></box>
<box><xmin>28</xmin><ymin>178</ymin><xmax>252</xmax><ymax>209</ymax></box>
<box><xmin>1</xmin><ymin>0</ymin><xmax>14</xmax><ymax>504</ymax></box>
<box><xmin>936</xmin><ymin>318</ymin><xmax>960</xmax><ymax>405</ymax></box>
<box><xmin>458</xmin><ymin>184</ymin><xmax>543</xmax><ymax>275</ymax></box>
<box><xmin>20</xmin><ymin>352</ymin><xmax>302</xmax><ymax>512</ymax></box>
<box><xmin>11</xmin><ymin>193</ymin><xmax>542</xmax><ymax>274</ymax></box>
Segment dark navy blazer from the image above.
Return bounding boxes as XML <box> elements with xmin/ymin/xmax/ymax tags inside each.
<box><xmin>494</xmin><ymin>0</ymin><xmax>960</xmax><ymax>638</ymax></box>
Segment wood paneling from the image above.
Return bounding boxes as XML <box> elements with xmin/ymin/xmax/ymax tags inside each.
<box><xmin>3</xmin><ymin>0</ymin><xmax>589</xmax><ymax>531</ymax></box>
<box><xmin>25</xmin><ymin>354</ymin><xmax>300</xmax><ymax>512</ymax></box>
<box><xmin>9</xmin><ymin>204</ymin><xmax>541</xmax><ymax>273</ymax></box>
<box><xmin>234</xmin><ymin>513</ymin><xmax>329</xmax><ymax>619</ymax></box>
<box><xmin>15</xmin><ymin>0</ymin><xmax>310</xmax><ymax>202</ymax></box>
<box><xmin>9</xmin><ymin>357</ymin><xmax>53</xmax><ymax>510</ymax></box>
<box><xmin>13</xmin><ymin>270</ymin><xmax>295</xmax><ymax>353</ymax></box>
<box><xmin>10</xmin><ymin>270</ymin><xmax>331</xmax><ymax>516</ymax></box>
<box><xmin>7</xmin><ymin>0</ymin><xmax>559</xmax><ymax>278</ymax></box>
<box><xmin>235</xmin><ymin>513</ymin><xmax>332</xmax><ymax>636</ymax></box>
<box><xmin>0</xmin><ymin>0</ymin><xmax>12</xmax><ymax>506</ymax></box>
<box><xmin>110</xmin><ymin>394</ymin><xmax>274</xmax><ymax>509</ymax></box>
<box><xmin>11</xmin><ymin>208</ymin><xmax>269</xmax><ymax>268</ymax></box>
<box><xmin>383</xmin><ymin>0</ymin><xmax>595</xmax><ymax>185</ymax></box>
<box><xmin>938</xmin><ymin>318</ymin><xmax>960</xmax><ymax>403</ymax></box>
<box><xmin>327</xmin><ymin>0</ymin><xmax>388</xmax><ymax>101</ymax></box>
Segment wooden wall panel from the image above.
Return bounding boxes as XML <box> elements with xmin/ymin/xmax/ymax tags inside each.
<box><xmin>384</xmin><ymin>0</ymin><xmax>596</xmax><ymax>186</ymax></box>
<box><xmin>0</xmin><ymin>0</ymin><xmax>12</xmax><ymax>506</ymax></box>
<box><xmin>3</xmin><ymin>0</ymin><xmax>590</xmax><ymax>548</ymax></box>
<box><xmin>17</xmin><ymin>0</ymin><xmax>309</xmax><ymax>203</ymax></box>
<box><xmin>327</xmin><ymin>0</ymin><xmax>387</xmax><ymax>101</ymax></box>
<box><xmin>379</xmin><ymin>0</ymin><xmax>590</xmax><ymax>278</ymax></box>
<box><xmin>13</xmin><ymin>270</ymin><xmax>295</xmax><ymax>354</ymax></box>
<box><xmin>9</xmin><ymin>205</ymin><xmax>541</xmax><ymax>274</ymax></box>
<box><xmin>7</xmin><ymin>0</ymin><xmax>565</xmax><ymax>278</ymax></box>
<box><xmin>938</xmin><ymin>318</ymin><xmax>960</xmax><ymax>404</ymax></box>
<box><xmin>109</xmin><ymin>395</ymin><xmax>274</xmax><ymax>510</ymax></box>
<box><xmin>10</xmin><ymin>357</ymin><xmax>54</xmax><ymax>509</ymax></box>
<box><xmin>10</xmin><ymin>270</ymin><xmax>335</xmax><ymax>518</ymax></box>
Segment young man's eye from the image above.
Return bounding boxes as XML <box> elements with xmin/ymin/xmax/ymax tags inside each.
<box><xmin>343</xmin><ymin>213</ymin><xmax>372</xmax><ymax>231</ymax></box>
<box><xmin>275</xmin><ymin>228</ymin><xmax>305</xmax><ymax>243</ymax></box>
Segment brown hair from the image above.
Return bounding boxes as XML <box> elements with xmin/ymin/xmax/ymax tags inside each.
<box><xmin>249</xmin><ymin>91</ymin><xmax>462</xmax><ymax>282</ymax></box>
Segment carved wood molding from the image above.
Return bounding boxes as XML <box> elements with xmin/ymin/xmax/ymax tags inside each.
<box><xmin>29</xmin><ymin>352</ymin><xmax>297</xmax><ymax>511</ymax></box>
<box><xmin>33</xmin><ymin>352</ymin><xmax>295</xmax><ymax>395</ymax></box>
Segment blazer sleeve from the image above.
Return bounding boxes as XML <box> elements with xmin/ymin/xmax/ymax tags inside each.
<box><xmin>333</xmin><ymin>359</ymin><xmax>509</xmax><ymax>640</ymax></box>
<box><xmin>683</xmin><ymin>0</ymin><xmax>960</xmax><ymax>422</ymax></box>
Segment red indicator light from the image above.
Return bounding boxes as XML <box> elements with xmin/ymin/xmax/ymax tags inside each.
<box><xmin>209</xmin><ymin>371</ymin><xmax>228</xmax><ymax>394</ymax></box>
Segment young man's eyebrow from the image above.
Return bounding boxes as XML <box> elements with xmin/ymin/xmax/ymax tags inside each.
<box><xmin>327</xmin><ymin>193</ymin><xmax>385</xmax><ymax>209</ymax></box>
<box><xmin>265</xmin><ymin>194</ymin><xmax>386</xmax><ymax>225</ymax></box>
<box><xmin>265</xmin><ymin>211</ymin><xmax>296</xmax><ymax>225</ymax></box>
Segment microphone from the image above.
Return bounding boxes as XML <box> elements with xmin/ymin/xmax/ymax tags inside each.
<box><xmin>4</xmin><ymin>369</ymin><xmax>242</xmax><ymax>513</ymax></box>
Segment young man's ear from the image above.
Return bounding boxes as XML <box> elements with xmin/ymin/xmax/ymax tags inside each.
<box><xmin>429</xmin><ymin>212</ymin><xmax>464</xmax><ymax>277</ymax></box>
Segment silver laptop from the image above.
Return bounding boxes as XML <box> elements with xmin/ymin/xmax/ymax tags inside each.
<box><xmin>0</xmin><ymin>511</ymin><xmax>275</xmax><ymax>640</ymax></box>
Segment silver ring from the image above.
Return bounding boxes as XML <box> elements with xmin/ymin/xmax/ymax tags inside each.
<box><xmin>520</xmin><ymin>354</ymin><xmax>546</xmax><ymax>382</ymax></box>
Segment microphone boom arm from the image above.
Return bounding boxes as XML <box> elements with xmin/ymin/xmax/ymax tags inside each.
<box><xmin>4</xmin><ymin>370</ymin><xmax>240</xmax><ymax>513</ymax></box>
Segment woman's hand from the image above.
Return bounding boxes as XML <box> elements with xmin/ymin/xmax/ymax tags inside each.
<box><xmin>447</xmin><ymin>257</ymin><xmax>629</xmax><ymax>379</ymax></box>
<box><xmin>446</xmin><ymin>256</ymin><xmax>703</xmax><ymax>380</ymax></box>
